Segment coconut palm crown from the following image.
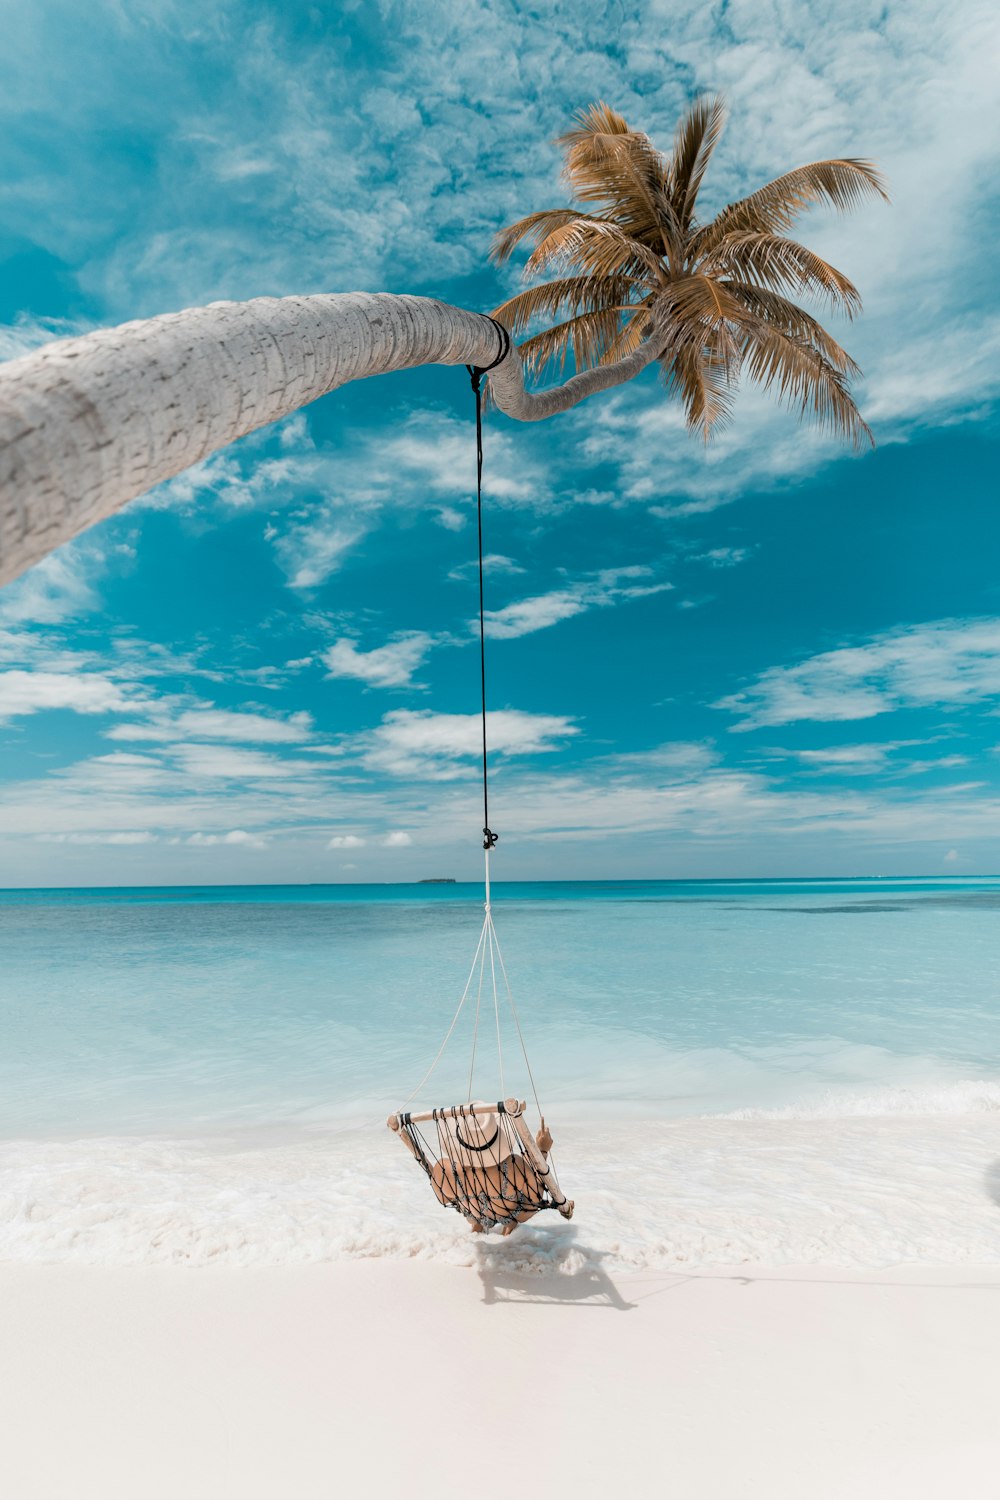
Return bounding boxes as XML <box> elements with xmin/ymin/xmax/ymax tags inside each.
<box><xmin>491</xmin><ymin>97</ymin><xmax>887</xmax><ymax>446</ymax></box>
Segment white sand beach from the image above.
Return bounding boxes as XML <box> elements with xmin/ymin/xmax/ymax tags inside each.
<box><xmin>5</xmin><ymin>888</ymin><xmax>1000</xmax><ymax>1498</ymax></box>
<box><xmin>4</xmin><ymin>1102</ymin><xmax>1000</xmax><ymax>1498</ymax></box>
<box><xmin>3</xmin><ymin>1258</ymin><xmax>1000</xmax><ymax>1499</ymax></box>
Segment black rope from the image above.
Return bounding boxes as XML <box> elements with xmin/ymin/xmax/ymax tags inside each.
<box><xmin>467</xmin><ymin>317</ymin><xmax>511</xmax><ymax>854</ymax></box>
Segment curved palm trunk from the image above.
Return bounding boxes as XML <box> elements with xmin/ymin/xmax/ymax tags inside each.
<box><xmin>0</xmin><ymin>292</ymin><xmax>659</xmax><ymax>587</ymax></box>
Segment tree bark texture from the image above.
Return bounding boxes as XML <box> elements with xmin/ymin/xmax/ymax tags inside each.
<box><xmin>0</xmin><ymin>292</ymin><xmax>660</xmax><ymax>588</ymax></box>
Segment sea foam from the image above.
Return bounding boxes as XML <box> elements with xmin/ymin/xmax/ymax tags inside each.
<box><xmin>3</xmin><ymin>1087</ymin><xmax>1000</xmax><ymax>1272</ymax></box>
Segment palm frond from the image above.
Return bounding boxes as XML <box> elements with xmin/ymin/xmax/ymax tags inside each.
<box><xmin>602</xmin><ymin>311</ymin><xmax>648</xmax><ymax>365</ymax></box>
<box><xmin>649</xmin><ymin>275</ymin><xmax>753</xmax><ymax>340</ymax></box>
<box><xmin>556</xmin><ymin>99</ymin><xmax>634</xmax><ymax>151</ymax></box>
<box><xmin>701</xmin><ymin>231</ymin><xmax>862</xmax><ymax>313</ymax></box>
<box><xmin>649</xmin><ymin>281</ymin><xmax>746</xmax><ymax>411</ymax></box>
<box><xmin>669</xmin><ymin>94</ymin><xmax>727</xmax><ymax>225</ymax></box>
<box><xmin>739</xmin><ymin>321</ymin><xmax>873</xmax><ymax>448</ymax></box>
<box><xmin>517</xmin><ymin>307</ymin><xmax>634</xmax><ymax>377</ymax></box>
<box><xmin>722</xmin><ymin>283</ymin><xmax>859</xmax><ymax>374</ymax></box>
<box><xmin>696</xmin><ymin>159</ymin><xmax>888</xmax><ymax>248</ymax></box>
<box><xmin>492</xmin><ymin>275</ymin><xmax>641</xmax><ymax>336</ymax></box>
<box><xmin>523</xmin><ymin>219</ymin><xmax>665</xmax><ymax>283</ymax></box>
<box><xmin>557</xmin><ymin>100</ymin><xmax>674</xmax><ymax>256</ymax></box>
<box><xmin>663</xmin><ymin>339</ymin><xmax>738</xmax><ymax>440</ymax></box>
<box><xmin>491</xmin><ymin>208</ymin><xmax>603</xmax><ymax>265</ymax></box>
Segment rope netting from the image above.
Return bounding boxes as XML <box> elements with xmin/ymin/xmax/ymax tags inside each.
<box><xmin>397</xmin><ymin>1102</ymin><xmax>555</xmax><ymax>1233</ymax></box>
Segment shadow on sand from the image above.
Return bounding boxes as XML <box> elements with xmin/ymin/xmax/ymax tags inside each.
<box><xmin>473</xmin><ymin>1221</ymin><xmax>635</xmax><ymax>1310</ymax></box>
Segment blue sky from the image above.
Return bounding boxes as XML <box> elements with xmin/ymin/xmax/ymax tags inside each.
<box><xmin>1</xmin><ymin>0</ymin><xmax>999</xmax><ymax>885</ymax></box>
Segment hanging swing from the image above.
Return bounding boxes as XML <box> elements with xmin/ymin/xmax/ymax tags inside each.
<box><xmin>387</xmin><ymin>321</ymin><xmax>574</xmax><ymax>1236</ymax></box>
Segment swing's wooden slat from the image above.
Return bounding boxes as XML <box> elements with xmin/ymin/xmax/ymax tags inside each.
<box><xmin>387</xmin><ymin>1098</ymin><xmax>526</xmax><ymax>1130</ymax></box>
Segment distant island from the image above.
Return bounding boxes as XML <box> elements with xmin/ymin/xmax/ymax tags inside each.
<box><xmin>417</xmin><ymin>878</ymin><xmax>457</xmax><ymax>884</ymax></box>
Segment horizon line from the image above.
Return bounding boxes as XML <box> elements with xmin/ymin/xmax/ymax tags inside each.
<box><xmin>1</xmin><ymin>873</ymin><xmax>998</xmax><ymax>893</ymax></box>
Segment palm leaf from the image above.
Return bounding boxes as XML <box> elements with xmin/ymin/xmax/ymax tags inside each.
<box><xmin>668</xmin><ymin>94</ymin><xmax>727</xmax><ymax>225</ymax></box>
<box><xmin>557</xmin><ymin>100</ymin><xmax>634</xmax><ymax>149</ymax></box>
<box><xmin>722</xmin><ymin>283</ymin><xmax>859</xmax><ymax>374</ymax></box>
<box><xmin>739</xmin><ymin>321</ymin><xmax>873</xmax><ymax>448</ymax></box>
<box><xmin>602</xmin><ymin>311</ymin><xmax>649</xmax><ymax>365</ymax></box>
<box><xmin>702</xmin><ymin>231</ymin><xmax>862</xmax><ymax>313</ymax></box>
<box><xmin>557</xmin><ymin>100</ymin><xmax>675</xmax><ymax>257</ymax></box>
<box><xmin>492</xmin><ymin>274</ymin><xmax>641</xmax><ymax>336</ymax></box>
<box><xmin>664</xmin><ymin>339</ymin><xmax>738</xmax><ymax>439</ymax></box>
<box><xmin>696</xmin><ymin>160</ymin><xmax>888</xmax><ymax>250</ymax></box>
<box><xmin>649</xmin><ymin>274</ymin><xmax>753</xmax><ymax>338</ymax></box>
<box><xmin>524</xmin><ymin>219</ymin><xmax>665</xmax><ymax>282</ymax></box>
<box><xmin>648</xmin><ymin>280</ymin><xmax>746</xmax><ymax>408</ymax></box>
<box><xmin>517</xmin><ymin>307</ymin><xmax>633</xmax><ymax>377</ymax></box>
<box><xmin>491</xmin><ymin>208</ymin><xmax>604</xmax><ymax>265</ymax></box>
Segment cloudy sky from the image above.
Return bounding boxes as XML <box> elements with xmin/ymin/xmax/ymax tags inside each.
<box><xmin>1</xmin><ymin>0</ymin><xmax>999</xmax><ymax>885</ymax></box>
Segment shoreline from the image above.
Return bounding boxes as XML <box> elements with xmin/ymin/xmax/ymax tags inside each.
<box><xmin>3</xmin><ymin>1257</ymin><xmax>1000</xmax><ymax>1498</ymax></box>
<box><xmin>4</xmin><ymin>1101</ymin><xmax>1000</xmax><ymax>1270</ymax></box>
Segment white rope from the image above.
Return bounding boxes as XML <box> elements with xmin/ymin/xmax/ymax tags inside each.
<box><xmin>488</xmin><ymin>902</ymin><xmax>505</xmax><ymax>1100</ymax></box>
<box><xmin>404</xmin><ymin>910</ymin><xmax>489</xmax><ymax>1106</ymax></box>
<box><xmin>488</xmin><ymin>910</ymin><xmax>544</xmax><ymax>1120</ymax></box>
<box><xmin>402</xmin><ymin>852</ymin><xmax>546</xmax><ymax>1124</ymax></box>
<box><xmin>466</xmin><ymin>900</ymin><xmax>490</xmax><ymax>1100</ymax></box>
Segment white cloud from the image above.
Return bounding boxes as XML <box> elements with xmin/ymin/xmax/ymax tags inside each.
<box><xmin>267</xmin><ymin>412</ymin><xmax>548</xmax><ymax>589</ymax></box>
<box><xmin>0</xmin><ymin>669</ymin><xmax>136</xmax><ymax>722</ymax></box>
<box><xmin>792</xmin><ymin>745</ymin><xmax>895</xmax><ymax>768</ymax></box>
<box><xmin>361</xmin><ymin>707</ymin><xmax>578</xmax><ymax>778</ymax></box>
<box><xmin>360</xmin><ymin>739</ymin><xmax>1000</xmax><ymax>857</ymax></box>
<box><xmin>322</xmin><ymin>632</ymin><xmax>437</xmax><ymax>689</ymax></box>
<box><xmin>327</xmin><ymin>834</ymin><xmax>365</xmax><ymax>849</ymax></box>
<box><xmin>36</xmin><ymin>830</ymin><xmax>158</xmax><ymax>845</ymax></box>
<box><xmin>376</xmin><ymin>414</ymin><xmax>539</xmax><ymax>505</ymax></box>
<box><xmin>382</xmin><ymin>830</ymin><xmax>413</xmax><ymax>847</ymax></box>
<box><xmin>483</xmin><ymin>591</ymin><xmax>587</xmax><ymax>639</ymax></box>
<box><xmin>107</xmin><ymin>707</ymin><xmax>314</xmax><ymax>744</ymax></box>
<box><xmin>0</xmin><ymin>313</ymin><xmax>90</xmax><ymax>363</ymax></box>
<box><xmin>717</xmin><ymin>618</ymin><xmax>1000</xmax><ymax>731</ymax></box>
<box><xmin>448</xmin><ymin>554</ymin><xmax>525</xmax><ymax>582</ymax></box>
<box><xmin>482</xmin><ymin>567</ymin><xmax>672</xmax><ymax>640</ymax></box>
<box><xmin>436</xmin><ymin>508</ymin><xmax>467</xmax><ymax>532</ymax></box>
<box><xmin>0</xmin><ymin>550</ymin><xmax>100</xmax><ymax>626</ymax></box>
<box><xmin>187</xmin><ymin>829</ymin><xmax>267</xmax><ymax>849</ymax></box>
<box><xmin>697</xmin><ymin>548</ymin><xmax>751</xmax><ymax>570</ymax></box>
<box><xmin>775</xmin><ymin>740</ymin><xmax>970</xmax><ymax>779</ymax></box>
<box><xmin>581</xmin><ymin>387</ymin><xmax>853</xmax><ymax>514</ymax></box>
<box><xmin>894</xmin><ymin>755</ymin><xmax>970</xmax><ymax>778</ymax></box>
<box><xmin>170</xmin><ymin>743</ymin><xmax>310</xmax><ymax>781</ymax></box>
<box><xmin>611</xmin><ymin>742</ymin><xmax>719</xmax><ymax>775</ymax></box>
<box><xmin>863</xmin><ymin>315</ymin><xmax>1000</xmax><ymax>428</ymax></box>
<box><xmin>276</xmin><ymin>520</ymin><xmax>368</xmax><ymax>591</ymax></box>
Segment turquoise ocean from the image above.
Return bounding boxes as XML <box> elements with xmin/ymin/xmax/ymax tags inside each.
<box><xmin>2</xmin><ymin>878</ymin><xmax>1000</xmax><ymax>1270</ymax></box>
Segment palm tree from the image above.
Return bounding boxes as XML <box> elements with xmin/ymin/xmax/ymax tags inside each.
<box><xmin>0</xmin><ymin>98</ymin><xmax>885</xmax><ymax>588</ymax></box>
<box><xmin>492</xmin><ymin>97</ymin><xmax>886</xmax><ymax>446</ymax></box>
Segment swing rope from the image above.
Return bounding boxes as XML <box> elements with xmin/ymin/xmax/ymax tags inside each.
<box><xmin>391</xmin><ymin>319</ymin><xmax>573</xmax><ymax>1230</ymax></box>
<box><xmin>404</xmin><ymin>315</ymin><xmax>546</xmax><ymax>1115</ymax></box>
<box><xmin>467</xmin><ymin>315</ymin><xmax>510</xmax><ymax>856</ymax></box>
